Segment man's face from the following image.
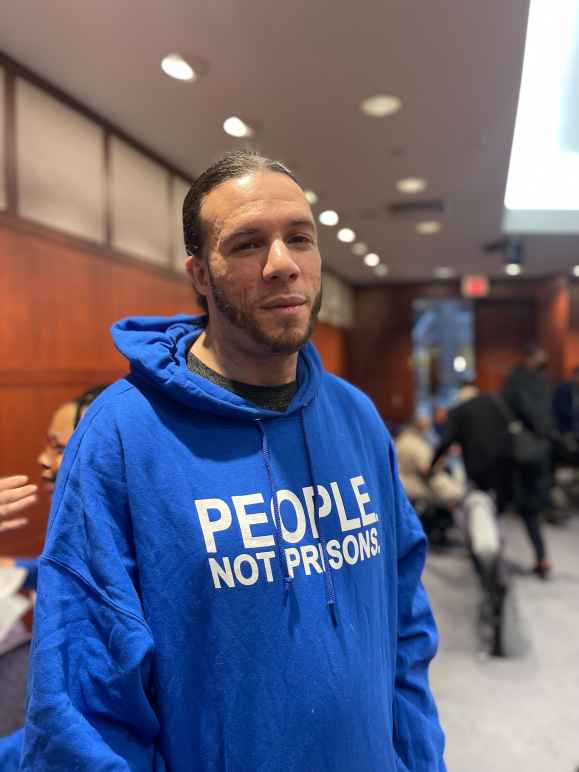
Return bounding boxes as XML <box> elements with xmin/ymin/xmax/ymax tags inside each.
<box><xmin>415</xmin><ymin>415</ymin><xmax>431</xmax><ymax>433</ymax></box>
<box><xmin>37</xmin><ymin>402</ymin><xmax>76</xmax><ymax>493</ymax></box>
<box><xmin>188</xmin><ymin>171</ymin><xmax>322</xmax><ymax>356</ymax></box>
<box><xmin>529</xmin><ymin>349</ymin><xmax>549</xmax><ymax>372</ymax></box>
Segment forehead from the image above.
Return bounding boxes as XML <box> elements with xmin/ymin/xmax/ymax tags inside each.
<box><xmin>200</xmin><ymin>171</ymin><xmax>311</xmax><ymax>233</ymax></box>
<box><xmin>48</xmin><ymin>402</ymin><xmax>77</xmax><ymax>437</ymax></box>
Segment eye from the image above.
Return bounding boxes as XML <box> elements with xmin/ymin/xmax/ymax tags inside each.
<box><xmin>288</xmin><ymin>234</ymin><xmax>313</xmax><ymax>246</ymax></box>
<box><xmin>232</xmin><ymin>240</ymin><xmax>262</xmax><ymax>253</ymax></box>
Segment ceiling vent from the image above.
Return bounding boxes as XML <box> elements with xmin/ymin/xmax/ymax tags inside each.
<box><xmin>387</xmin><ymin>198</ymin><xmax>445</xmax><ymax>216</ymax></box>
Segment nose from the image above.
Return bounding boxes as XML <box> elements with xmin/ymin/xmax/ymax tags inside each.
<box><xmin>263</xmin><ymin>238</ymin><xmax>300</xmax><ymax>283</ymax></box>
<box><xmin>37</xmin><ymin>447</ymin><xmax>51</xmax><ymax>470</ymax></box>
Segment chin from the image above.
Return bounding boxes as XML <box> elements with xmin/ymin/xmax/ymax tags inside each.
<box><xmin>260</xmin><ymin>323</ymin><xmax>314</xmax><ymax>354</ymax></box>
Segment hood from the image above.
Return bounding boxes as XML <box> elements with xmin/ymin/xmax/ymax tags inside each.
<box><xmin>111</xmin><ymin>314</ymin><xmax>323</xmax><ymax>421</ymax></box>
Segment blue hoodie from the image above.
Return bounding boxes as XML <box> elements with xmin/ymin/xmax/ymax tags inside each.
<box><xmin>21</xmin><ymin>315</ymin><xmax>445</xmax><ymax>772</ymax></box>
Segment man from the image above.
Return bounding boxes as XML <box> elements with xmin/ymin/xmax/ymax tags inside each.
<box><xmin>429</xmin><ymin>392</ymin><xmax>514</xmax><ymax>654</ymax></box>
<box><xmin>503</xmin><ymin>345</ymin><xmax>554</xmax><ymax>440</ymax></box>
<box><xmin>0</xmin><ymin>386</ymin><xmax>108</xmax><ymax>772</ymax></box>
<box><xmin>503</xmin><ymin>345</ymin><xmax>553</xmax><ymax>576</ymax></box>
<box><xmin>21</xmin><ymin>151</ymin><xmax>445</xmax><ymax>771</ymax></box>
<box><xmin>1</xmin><ymin>385</ymin><xmax>108</xmax><ymax>583</ymax></box>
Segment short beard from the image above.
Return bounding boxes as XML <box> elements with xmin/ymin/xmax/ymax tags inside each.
<box><xmin>208</xmin><ymin>269</ymin><xmax>322</xmax><ymax>355</ymax></box>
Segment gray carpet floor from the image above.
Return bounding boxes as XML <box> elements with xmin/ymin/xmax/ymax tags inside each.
<box><xmin>424</xmin><ymin>513</ymin><xmax>579</xmax><ymax>772</ymax></box>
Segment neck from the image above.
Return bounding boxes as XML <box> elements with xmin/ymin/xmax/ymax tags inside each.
<box><xmin>190</xmin><ymin>326</ymin><xmax>299</xmax><ymax>386</ymax></box>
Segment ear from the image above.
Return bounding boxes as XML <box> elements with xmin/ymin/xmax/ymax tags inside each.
<box><xmin>186</xmin><ymin>255</ymin><xmax>209</xmax><ymax>303</ymax></box>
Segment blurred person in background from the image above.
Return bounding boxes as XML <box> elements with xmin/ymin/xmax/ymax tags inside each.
<box><xmin>0</xmin><ymin>386</ymin><xmax>108</xmax><ymax>583</ymax></box>
<box><xmin>430</xmin><ymin>392</ymin><xmax>515</xmax><ymax>654</ymax></box>
<box><xmin>503</xmin><ymin>345</ymin><xmax>554</xmax><ymax>576</ymax></box>
<box><xmin>0</xmin><ymin>386</ymin><xmax>107</xmax><ymax>771</ymax></box>
<box><xmin>0</xmin><ymin>477</ymin><xmax>38</xmax><ymax>770</ymax></box>
<box><xmin>396</xmin><ymin>411</ymin><xmax>465</xmax><ymax>545</ymax></box>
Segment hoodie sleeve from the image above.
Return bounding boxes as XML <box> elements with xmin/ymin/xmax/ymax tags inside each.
<box><xmin>20</xmin><ymin>407</ymin><xmax>165</xmax><ymax>772</ymax></box>
<box><xmin>389</xmin><ymin>443</ymin><xmax>447</xmax><ymax>771</ymax></box>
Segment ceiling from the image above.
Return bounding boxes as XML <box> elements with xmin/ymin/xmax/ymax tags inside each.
<box><xmin>1</xmin><ymin>0</ymin><xmax>577</xmax><ymax>285</ymax></box>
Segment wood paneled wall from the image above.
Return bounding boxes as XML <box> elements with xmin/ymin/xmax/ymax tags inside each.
<box><xmin>0</xmin><ymin>221</ymin><xmax>348</xmax><ymax>558</ymax></box>
<box><xmin>537</xmin><ymin>278</ymin><xmax>570</xmax><ymax>382</ymax></box>
<box><xmin>565</xmin><ymin>282</ymin><xmax>579</xmax><ymax>375</ymax></box>
<box><xmin>349</xmin><ymin>278</ymin><xmax>575</xmax><ymax>424</ymax></box>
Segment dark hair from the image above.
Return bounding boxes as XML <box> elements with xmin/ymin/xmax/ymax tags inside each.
<box><xmin>182</xmin><ymin>150</ymin><xmax>302</xmax><ymax>311</ymax></box>
<box><xmin>73</xmin><ymin>385</ymin><xmax>109</xmax><ymax>428</ymax></box>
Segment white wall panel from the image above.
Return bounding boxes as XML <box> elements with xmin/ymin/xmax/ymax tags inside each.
<box><xmin>16</xmin><ymin>79</ymin><xmax>105</xmax><ymax>241</ymax></box>
<box><xmin>0</xmin><ymin>67</ymin><xmax>6</xmax><ymax>211</ymax></box>
<box><xmin>110</xmin><ymin>137</ymin><xmax>170</xmax><ymax>266</ymax></box>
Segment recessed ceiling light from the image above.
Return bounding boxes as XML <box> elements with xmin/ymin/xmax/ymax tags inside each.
<box><xmin>416</xmin><ymin>221</ymin><xmax>442</xmax><ymax>235</ymax></box>
<box><xmin>572</xmin><ymin>265</ymin><xmax>579</xmax><ymax>277</ymax></box>
<box><xmin>434</xmin><ymin>267</ymin><xmax>454</xmax><ymax>279</ymax></box>
<box><xmin>505</xmin><ymin>263</ymin><xmax>522</xmax><ymax>276</ymax></box>
<box><xmin>374</xmin><ymin>264</ymin><xmax>389</xmax><ymax>277</ymax></box>
<box><xmin>337</xmin><ymin>228</ymin><xmax>356</xmax><ymax>243</ymax></box>
<box><xmin>360</xmin><ymin>94</ymin><xmax>402</xmax><ymax>117</ymax></box>
<box><xmin>319</xmin><ymin>210</ymin><xmax>339</xmax><ymax>226</ymax></box>
<box><xmin>223</xmin><ymin>116</ymin><xmax>254</xmax><ymax>138</ymax></box>
<box><xmin>304</xmin><ymin>190</ymin><xmax>318</xmax><ymax>205</ymax></box>
<box><xmin>364</xmin><ymin>253</ymin><xmax>380</xmax><ymax>267</ymax></box>
<box><xmin>396</xmin><ymin>177</ymin><xmax>427</xmax><ymax>194</ymax></box>
<box><xmin>351</xmin><ymin>242</ymin><xmax>367</xmax><ymax>256</ymax></box>
<box><xmin>161</xmin><ymin>54</ymin><xmax>196</xmax><ymax>81</ymax></box>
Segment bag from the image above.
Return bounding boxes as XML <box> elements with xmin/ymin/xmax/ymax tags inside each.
<box><xmin>491</xmin><ymin>395</ymin><xmax>550</xmax><ymax>467</ymax></box>
<box><xmin>509</xmin><ymin>424</ymin><xmax>550</xmax><ymax>466</ymax></box>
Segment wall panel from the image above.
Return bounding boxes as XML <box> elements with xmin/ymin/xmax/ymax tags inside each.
<box><xmin>0</xmin><ymin>65</ymin><xmax>5</xmax><ymax>211</ymax></box>
<box><xmin>565</xmin><ymin>282</ymin><xmax>579</xmax><ymax>375</ymax></box>
<box><xmin>312</xmin><ymin>321</ymin><xmax>347</xmax><ymax>377</ymax></box>
<box><xmin>475</xmin><ymin>299</ymin><xmax>537</xmax><ymax>393</ymax></box>
<box><xmin>16</xmin><ymin>79</ymin><xmax>105</xmax><ymax>241</ymax></box>
<box><xmin>110</xmin><ymin>137</ymin><xmax>170</xmax><ymax>266</ymax></box>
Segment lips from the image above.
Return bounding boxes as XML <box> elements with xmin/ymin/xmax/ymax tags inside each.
<box><xmin>261</xmin><ymin>296</ymin><xmax>306</xmax><ymax>309</ymax></box>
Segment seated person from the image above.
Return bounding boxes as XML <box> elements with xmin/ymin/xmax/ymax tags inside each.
<box><xmin>0</xmin><ymin>386</ymin><xmax>107</xmax><ymax>770</ymax></box>
<box><xmin>396</xmin><ymin>412</ymin><xmax>465</xmax><ymax>509</ymax></box>
<box><xmin>0</xmin><ymin>386</ymin><xmax>108</xmax><ymax>585</ymax></box>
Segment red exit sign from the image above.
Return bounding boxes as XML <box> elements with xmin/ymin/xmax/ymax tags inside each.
<box><xmin>461</xmin><ymin>275</ymin><xmax>490</xmax><ymax>298</ymax></box>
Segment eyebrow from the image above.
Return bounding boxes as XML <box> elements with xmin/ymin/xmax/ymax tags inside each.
<box><xmin>221</xmin><ymin>219</ymin><xmax>316</xmax><ymax>248</ymax></box>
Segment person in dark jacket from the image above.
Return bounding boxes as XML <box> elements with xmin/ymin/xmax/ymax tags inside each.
<box><xmin>503</xmin><ymin>345</ymin><xmax>553</xmax><ymax>577</ymax></box>
<box><xmin>429</xmin><ymin>392</ymin><xmax>514</xmax><ymax>654</ymax></box>
<box><xmin>431</xmin><ymin>393</ymin><xmax>512</xmax><ymax>509</ymax></box>
<box><xmin>503</xmin><ymin>346</ymin><xmax>554</xmax><ymax>439</ymax></box>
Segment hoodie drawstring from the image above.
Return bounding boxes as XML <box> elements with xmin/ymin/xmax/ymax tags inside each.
<box><xmin>256</xmin><ymin>413</ymin><xmax>338</xmax><ymax>625</ymax></box>
<box><xmin>256</xmin><ymin>419</ymin><xmax>293</xmax><ymax>603</ymax></box>
<box><xmin>301</xmin><ymin>409</ymin><xmax>338</xmax><ymax>626</ymax></box>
